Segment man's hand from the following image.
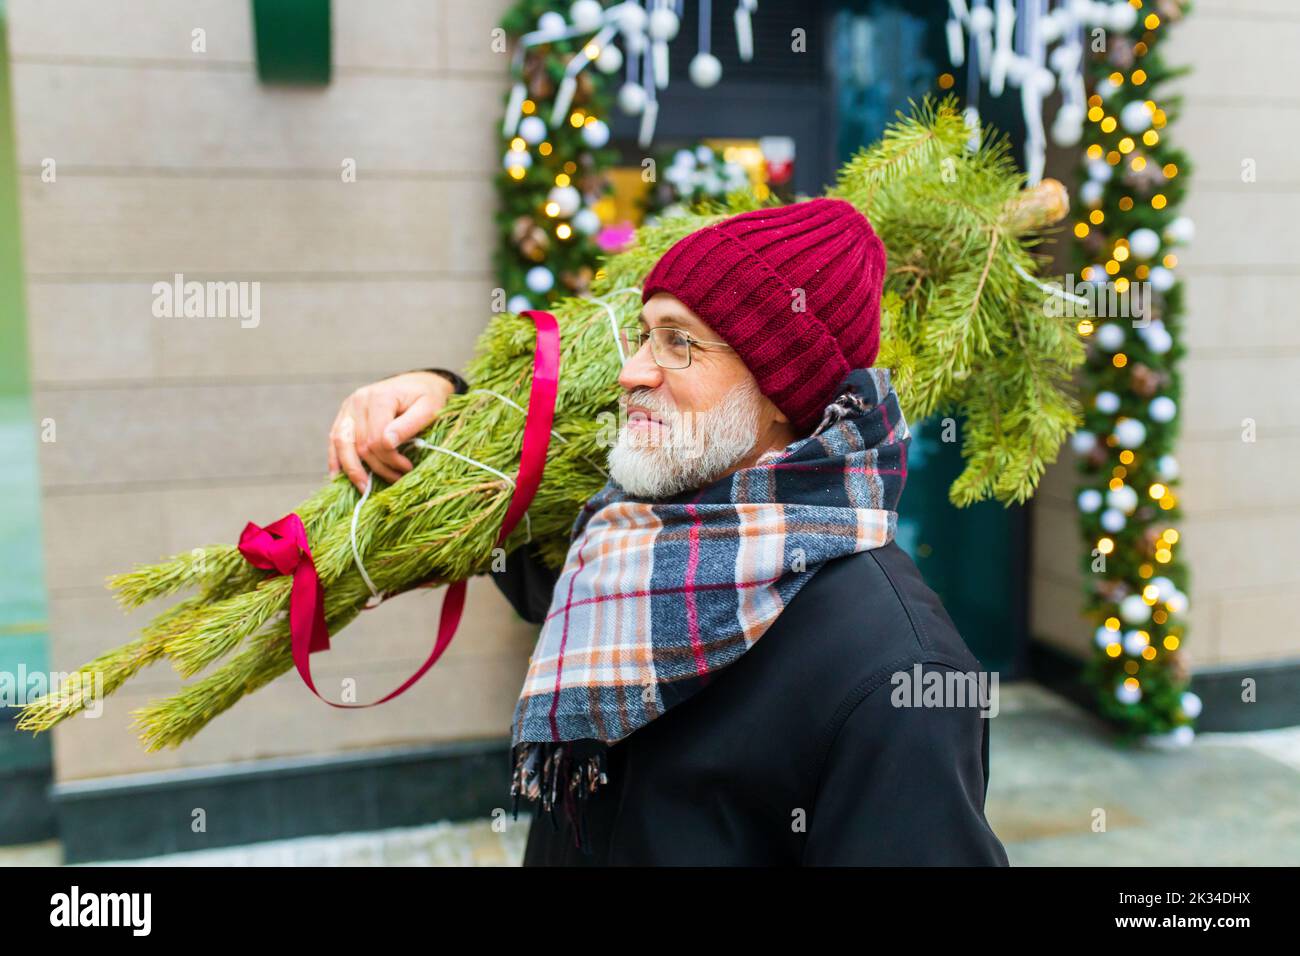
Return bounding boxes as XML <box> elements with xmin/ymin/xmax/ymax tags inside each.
<box><xmin>328</xmin><ymin>371</ymin><xmax>455</xmax><ymax>492</ymax></box>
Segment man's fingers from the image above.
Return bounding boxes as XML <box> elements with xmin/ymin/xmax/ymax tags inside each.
<box><xmin>387</xmin><ymin>394</ymin><xmax>440</xmax><ymax>448</ymax></box>
<box><xmin>359</xmin><ymin>447</ymin><xmax>403</xmax><ymax>485</ymax></box>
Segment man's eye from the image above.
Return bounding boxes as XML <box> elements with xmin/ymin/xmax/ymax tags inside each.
<box><xmin>665</xmin><ymin>330</ymin><xmax>690</xmax><ymax>347</ymax></box>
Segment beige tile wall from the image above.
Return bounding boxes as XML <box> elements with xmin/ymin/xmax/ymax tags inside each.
<box><xmin>1030</xmin><ymin>0</ymin><xmax>1300</xmax><ymax>670</ymax></box>
<box><xmin>6</xmin><ymin>0</ymin><xmax>541</xmax><ymax>781</ymax></box>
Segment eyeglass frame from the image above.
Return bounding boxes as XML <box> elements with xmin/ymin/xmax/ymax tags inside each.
<box><xmin>619</xmin><ymin>323</ymin><xmax>735</xmax><ymax>370</ymax></box>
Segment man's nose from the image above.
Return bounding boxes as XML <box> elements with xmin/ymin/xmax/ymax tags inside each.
<box><xmin>618</xmin><ymin>337</ymin><xmax>664</xmax><ymax>392</ymax></box>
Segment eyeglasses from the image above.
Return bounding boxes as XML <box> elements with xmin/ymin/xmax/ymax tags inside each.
<box><xmin>618</xmin><ymin>325</ymin><xmax>735</xmax><ymax>370</ymax></box>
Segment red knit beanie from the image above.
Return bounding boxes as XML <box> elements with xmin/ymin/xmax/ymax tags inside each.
<box><xmin>640</xmin><ymin>196</ymin><xmax>887</xmax><ymax>434</ymax></box>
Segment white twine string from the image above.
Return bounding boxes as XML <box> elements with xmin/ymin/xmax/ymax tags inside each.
<box><xmin>589</xmin><ymin>285</ymin><xmax>643</xmax><ymax>361</ymax></box>
<box><xmin>348</xmin><ymin>439</ymin><xmax>531</xmax><ymax>609</ymax></box>
<box><xmin>1013</xmin><ymin>260</ymin><xmax>1090</xmax><ymax>305</ymax></box>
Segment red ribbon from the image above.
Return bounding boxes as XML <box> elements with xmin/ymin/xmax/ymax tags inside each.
<box><xmin>238</xmin><ymin>309</ymin><xmax>560</xmax><ymax>709</ymax></box>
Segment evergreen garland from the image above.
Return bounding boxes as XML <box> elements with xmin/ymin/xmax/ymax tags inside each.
<box><xmin>1072</xmin><ymin>0</ymin><xmax>1199</xmax><ymax>741</ymax></box>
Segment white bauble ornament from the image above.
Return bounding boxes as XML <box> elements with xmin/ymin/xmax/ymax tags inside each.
<box><xmin>570</xmin><ymin>0</ymin><xmax>605</xmax><ymax>32</ymax></box>
<box><xmin>507</xmin><ymin>294</ymin><xmax>533</xmax><ymax>314</ymax></box>
<box><xmin>1078</xmin><ymin>488</ymin><xmax>1104</xmax><ymax>513</ymax></box>
<box><xmin>1123</xmin><ymin>630</ymin><xmax>1148</xmax><ymax>657</ymax></box>
<box><xmin>572</xmin><ymin>207</ymin><xmax>601</xmax><ymax>236</ymax></box>
<box><xmin>1095</xmin><ymin>626</ymin><xmax>1115</xmax><ymax>650</ymax></box>
<box><xmin>581</xmin><ymin>118</ymin><xmax>610</xmax><ymax>148</ymax></box>
<box><xmin>617</xmin><ymin>82</ymin><xmax>646</xmax><ymax>115</ymax></box>
<box><xmin>647</xmin><ymin>6</ymin><xmax>680</xmax><ymax>41</ymax></box>
<box><xmin>1165</xmin><ymin>591</ymin><xmax>1189</xmax><ymax>615</ymax></box>
<box><xmin>503</xmin><ymin>148</ymin><xmax>532</xmax><ymax>171</ymax></box>
<box><xmin>1096</xmin><ymin>323</ymin><xmax>1126</xmax><ymax>352</ymax></box>
<box><xmin>1120</xmin><ymin>100</ymin><xmax>1153</xmax><ymax>134</ymax></box>
<box><xmin>615</xmin><ymin>3</ymin><xmax>646</xmax><ymax>34</ymax></box>
<box><xmin>1116</xmin><ymin>681</ymin><xmax>1142</xmax><ymax>705</ymax></box>
<box><xmin>1165</xmin><ymin>216</ymin><xmax>1196</xmax><ymax>243</ymax></box>
<box><xmin>1156</xmin><ymin>454</ymin><xmax>1179</xmax><ymax>480</ymax></box>
<box><xmin>1080</xmin><ymin>180</ymin><xmax>1104</xmax><ymax>206</ymax></box>
<box><xmin>1146</xmin><ymin>327</ymin><xmax>1173</xmax><ymax>355</ymax></box>
<box><xmin>1030</xmin><ymin>67</ymin><xmax>1056</xmax><ymax>96</ymax></box>
<box><xmin>1180</xmin><ymin>691</ymin><xmax>1203</xmax><ymax>719</ymax></box>
<box><xmin>1051</xmin><ymin>110</ymin><xmax>1083</xmax><ymax>148</ymax></box>
<box><xmin>1120</xmin><ymin>594</ymin><xmax>1151</xmax><ymax>624</ymax></box>
<box><xmin>1150</xmin><ymin>576</ymin><xmax>1177</xmax><ymax>601</ymax></box>
<box><xmin>1005</xmin><ymin>55</ymin><xmax>1032</xmax><ymax>86</ymax></box>
<box><xmin>1095</xmin><ymin>390</ymin><xmax>1121</xmax><ymax>414</ymax></box>
<box><xmin>1149</xmin><ymin>396</ymin><xmax>1177</xmax><ymax>423</ymax></box>
<box><xmin>525</xmin><ymin>266</ymin><xmax>554</xmax><ymax>294</ymax></box>
<box><xmin>1100</xmin><ymin>508</ymin><xmax>1127</xmax><ymax>533</ymax></box>
<box><xmin>518</xmin><ymin>115</ymin><xmax>547</xmax><ymax>145</ymax></box>
<box><xmin>689</xmin><ymin>52</ymin><xmax>723</xmax><ymax>88</ymax></box>
<box><xmin>1071</xmin><ymin>430</ymin><xmax>1098</xmax><ymax>454</ymax></box>
<box><xmin>1109</xmin><ymin>1</ymin><xmax>1140</xmax><ymax>31</ymax></box>
<box><xmin>1128</xmin><ymin>227</ymin><xmax>1161</xmax><ymax>259</ymax></box>
<box><xmin>970</xmin><ymin>6</ymin><xmax>995</xmax><ymax>32</ymax></box>
<box><xmin>1107</xmin><ymin>484</ymin><xmax>1139</xmax><ymax>514</ymax></box>
<box><xmin>1087</xmin><ymin>158</ymin><xmax>1113</xmax><ymax>183</ymax></box>
<box><xmin>538</xmin><ymin>11</ymin><xmax>568</xmax><ymax>35</ymax></box>
<box><xmin>1114</xmin><ymin>417</ymin><xmax>1147</xmax><ymax>449</ymax></box>
<box><xmin>547</xmin><ymin>185</ymin><xmax>581</xmax><ymax>218</ymax></box>
<box><xmin>1149</xmin><ymin>265</ymin><xmax>1176</xmax><ymax>293</ymax></box>
<box><xmin>595</xmin><ymin>43</ymin><xmax>623</xmax><ymax>74</ymax></box>
<box><xmin>1049</xmin><ymin>43</ymin><xmax>1081</xmax><ymax>74</ymax></box>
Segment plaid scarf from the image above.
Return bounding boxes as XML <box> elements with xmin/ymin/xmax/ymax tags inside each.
<box><xmin>508</xmin><ymin>368</ymin><xmax>910</xmax><ymax>852</ymax></box>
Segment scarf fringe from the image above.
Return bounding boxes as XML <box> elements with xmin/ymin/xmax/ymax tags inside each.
<box><xmin>510</xmin><ymin>740</ymin><xmax>609</xmax><ymax>857</ymax></box>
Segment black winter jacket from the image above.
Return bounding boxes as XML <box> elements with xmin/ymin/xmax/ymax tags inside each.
<box><xmin>492</xmin><ymin>538</ymin><xmax>1011</xmax><ymax>866</ymax></box>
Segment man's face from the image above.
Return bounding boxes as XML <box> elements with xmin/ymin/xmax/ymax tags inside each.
<box><xmin>608</xmin><ymin>293</ymin><xmax>796</xmax><ymax>500</ymax></box>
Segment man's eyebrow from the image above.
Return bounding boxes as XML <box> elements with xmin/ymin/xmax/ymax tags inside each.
<box><xmin>638</xmin><ymin>311</ymin><xmax>689</xmax><ymax>330</ymax></box>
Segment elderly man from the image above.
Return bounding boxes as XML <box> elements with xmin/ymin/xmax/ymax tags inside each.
<box><xmin>328</xmin><ymin>198</ymin><xmax>1009</xmax><ymax>867</ymax></box>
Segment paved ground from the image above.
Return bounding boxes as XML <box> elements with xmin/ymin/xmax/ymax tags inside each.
<box><xmin>5</xmin><ymin>682</ymin><xmax>1298</xmax><ymax>866</ymax></box>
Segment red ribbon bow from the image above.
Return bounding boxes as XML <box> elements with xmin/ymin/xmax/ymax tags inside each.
<box><xmin>238</xmin><ymin>309</ymin><xmax>560</xmax><ymax>708</ymax></box>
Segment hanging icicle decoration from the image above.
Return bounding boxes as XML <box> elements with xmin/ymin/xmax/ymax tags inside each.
<box><xmin>501</xmin><ymin>0</ymin><xmax>765</xmax><ymax>148</ymax></box>
<box><xmin>942</xmin><ymin>0</ymin><xmax>1141</xmax><ymax>186</ymax></box>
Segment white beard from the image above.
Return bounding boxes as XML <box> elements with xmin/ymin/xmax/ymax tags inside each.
<box><xmin>607</xmin><ymin>377</ymin><xmax>765</xmax><ymax>500</ymax></box>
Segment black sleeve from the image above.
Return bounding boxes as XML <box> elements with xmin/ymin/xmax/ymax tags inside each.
<box><xmin>407</xmin><ymin>367</ymin><xmax>470</xmax><ymax>395</ymax></box>
<box><xmin>490</xmin><ymin>540</ymin><xmax>561</xmax><ymax>626</ymax></box>
<box><xmin>803</xmin><ymin>662</ymin><xmax>1010</xmax><ymax>866</ymax></box>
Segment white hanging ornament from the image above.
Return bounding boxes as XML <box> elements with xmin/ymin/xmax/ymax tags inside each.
<box><xmin>518</xmin><ymin>115</ymin><xmax>547</xmax><ymax>145</ymax></box>
<box><xmin>507</xmin><ymin>294</ymin><xmax>533</xmax><ymax>314</ymax></box>
<box><xmin>615</xmin><ymin>2</ymin><xmax>647</xmax><ymax>35</ymax></box>
<box><xmin>569</xmin><ymin>0</ymin><xmax>605</xmax><ymax>33</ymax></box>
<box><xmin>1100</xmin><ymin>508</ymin><xmax>1126</xmax><ymax>532</ymax></box>
<box><xmin>1164</xmin><ymin>216</ymin><xmax>1196</xmax><ymax>243</ymax></box>
<box><xmin>572</xmin><ymin>207</ymin><xmax>601</xmax><ymax>235</ymax></box>
<box><xmin>1107</xmin><ymin>484</ymin><xmax>1139</xmax><ymax>515</ymax></box>
<box><xmin>648</xmin><ymin>6</ymin><xmax>680</xmax><ymax>41</ymax></box>
<box><xmin>1087</xmin><ymin>159</ymin><xmax>1113</xmax><ymax>183</ymax></box>
<box><xmin>1113</xmin><ymin>418</ymin><xmax>1147</xmax><ymax>449</ymax></box>
<box><xmin>1095</xmin><ymin>390</ymin><xmax>1121</xmax><ymax>414</ymax></box>
<box><xmin>1078</xmin><ymin>488</ymin><xmax>1104</xmax><ymax>513</ymax></box>
<box><xmin>525</xmin><ymin>266</ymin><xmax>555</xmax><ymax>294</ymax></box>
<box><xmin>1128</xmin><ymin>228</ymin><xmax>1161</xmax><ymax>260</ymax></box>
<box><xmin>1165</xmin><ymin>591</ymin><xmax>1189</xmax><ymax>615</ymax></box>
<box><xmin>1080</xmin><ymin>180</ymin><xmax>1104</xmax><ymax>206</ymax></box>
<box><xmin>1120</xmin><ymin>594</ymin><xmax>1151</xmax><ymax>624</ymax></box>
<box><xmin>1095</xmin><ymin>626</ymin><xmax>1115</xmax><ymax>650</ymax></box>
<box><xmin>1180</xmin><ymin>691</ymin><xmax>1203</xmax><ymax>719</ymax></box>
<box><xmin>547</xmin><ymin>184</ymin><xmax>582</xmax><ymax>217</ymax></box>
<box><xmin>1109</xmin><ymin>1</ymin><xmax>1140</xmax><ymax>31</ymax></box>
<box><xmin>1050</xmin><ymin>104</ymin><xmax>1084</xmax><ymax>148</ymax></box>
<box><xmin>1123</xmin><ymin>630</ymin><xmax>1149</xmax><ymax>657</ymax></box>
<box><xmin>1156</xmin><ymin>454</ymin><xmax>1179</xmax><ymax>481</ymax></box>
<box><xmin>1149</xmin><ymin>396</ymin><xmax>1177</xmax><ymax>423</ymax></box>
<box><xmin>1120</xmin><ymin>100</ymin><xmax>1153</xmax><ymax>134</ymax></box>
<box><xmin>1115</xmin><ymin>681</ymin><xmax>1142</xmax><ymax>705</ymax></box>
<box><xmin>1149</xmin><ymin>265</ymin><xmax>1176</xmax><ymax>293</ymax></box>
<box><xmin>503</xmin><ymin>147</ymin><xmax>532</xmax><ymax>171</ymax></box>
<box><xmin>1071</xmin><ymin>430</ymin><xmax>1098</xmax><ymax>454</ymax></box>
<box><xmin>617</xmin><ymin>82</ymin><xmax>646</xmax><ymax>115</ymax></box>
<box><xmin>581</xmin><ymin>118</ymin><xmax>610</xmax><ymax>148</ymax></box>
<box><xmin>690</xmin><ymin>52</ymin><xmax>723</xmax><ymax>88</ymax></box>
<box><xmin>1095</xmin><ymin>323</ymin><xmax>1126</xmax><ymax>352</ymax></box>
<box><xmin>595</xmin><ymin>43</ymin><xmax>623</xmax><ymax>74</ymax></box>
<box><xmin>537</xmin><ymin>11</ymin><xmax>568</xmax><ymax>35</ymax></box>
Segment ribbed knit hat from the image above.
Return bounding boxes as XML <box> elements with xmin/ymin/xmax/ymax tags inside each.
<box><xmin>640</xmin><ymin>196</ymin><xmax>887</xmax><ymax>433</ymax></box>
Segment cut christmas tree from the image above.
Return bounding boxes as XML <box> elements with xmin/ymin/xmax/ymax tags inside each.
<box><xmin>17</xmin><ymin>95</ymin><xmax>1083</xmax><ymax>749</ymax></box>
